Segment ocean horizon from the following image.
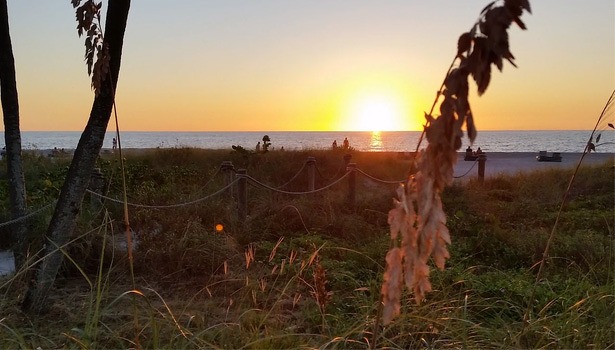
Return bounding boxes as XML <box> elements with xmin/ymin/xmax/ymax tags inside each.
<box><xmin>3</xmin><ymin>130</ymin><xmax>614</xmax><ymax>153</ymax></box>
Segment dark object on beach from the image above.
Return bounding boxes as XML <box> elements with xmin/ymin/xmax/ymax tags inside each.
<box><xmin>536</xmin><ymin>151</ymin><xmax>562</xmax><ymax>162</ymax></box>
<box><xmin>232</xmin><ymin>145</ymin><xmax>249</xmax><ymax>154</ymax></box>
<box><xmin>464</xmin><ymin>154</ymin><xmax>478</xmax><ymax>161</ymax></box>
<box><xmin>262</xmin><ymin>135</ymin><xmax>271</xmax><ymax>153</ymax></box>
<box><xmin>464</xmin><ymin>146</ymin><xmax>484</xmax><ymax>161</ymax></box>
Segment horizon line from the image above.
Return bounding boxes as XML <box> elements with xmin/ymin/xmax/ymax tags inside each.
<box><xmin>5</xmin><ymin>129</ymin><xmax>601</xmax><ymax>133</ymax></box>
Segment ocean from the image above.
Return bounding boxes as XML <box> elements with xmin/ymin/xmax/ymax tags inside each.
<box><xmin>5</xmin><ymin>130</ymin><xmax>615</xmax><ymax>153</ymax></box>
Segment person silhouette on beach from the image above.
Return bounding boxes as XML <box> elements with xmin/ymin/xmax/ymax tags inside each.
<box><xmin>332</xmin><ymin>140</ymin><xmax>337</xmax><ymax>149</ymax></box>
<box><xmin>465</xmin><ymin>146</ymin><xmax>473</xmax><ymax>160</ymax></box>
<box><xmin>256</xmin><ymin>141</ymin><xmax>261</xmax><ymax>152</ymax></box>
<box><xmin>342</xmin><ymin>137</ymin><xmax>349</xmax><ymax>150</ymax></box>
<box><xmin>112</xmin><ymin>137</ymin><xmax>117</xmax><ymax>151</ymax></box>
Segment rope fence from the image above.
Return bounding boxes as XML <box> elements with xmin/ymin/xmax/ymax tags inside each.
<box><xmin>0</xmin><ymin>153</ymin><xmax>488</xmax><ymax>227</ymax></box>
<box><xmin>355</xmin><ymin>168</ymin><xmax>405</xmax><ymax>185</ymax></box>
<box><xmin>194</xmin><ymin>164</ymin><xmax>223</xmax><ymax>193</ymax></box>
<box><xmin>453</xmin><ymin>158</ymin><xmax>479</xmax><ymax>179</ymax></box>
<box><xmin>454</xmin><ymin>155</ymin><xmax>486</xmax><ymax>181</ymax></box>
<box><xmin>86</xmin><ymin>178</ymin><xmax>239</xmax><ymax>209</ymax></box>
<box><xmin>0</xmin><ymin>201</ymin><xmax>56</xmax><ymax>229</ymax></box>
<box><xmin>243</xmin><ymin>170</ymin><xmax>351</xmax><ymax>195</ymax></box>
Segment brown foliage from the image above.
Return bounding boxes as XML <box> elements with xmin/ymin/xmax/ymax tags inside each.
<box><xmin>71</xmin><ymin>0</ymin><xmax>109</xmax><ymax>95</ymax></box>
<box><xmin>381</xmin><ymin>1</ymin><xmax>531</xmax><ymax>325</ymax></box>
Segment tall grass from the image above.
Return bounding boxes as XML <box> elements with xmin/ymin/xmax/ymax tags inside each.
<box><xmin>0</xmin><ymin>148</ymin><xmax>613</xmax><ymax>348</ymax></box>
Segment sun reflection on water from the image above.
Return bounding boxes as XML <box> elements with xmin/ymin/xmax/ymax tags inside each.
<box><xmin>370</xmin><ymin>131</ymin><xmax>383</xmax><ymax>151</ymax></box>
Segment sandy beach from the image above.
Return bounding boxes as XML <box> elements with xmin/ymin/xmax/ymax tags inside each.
<box><xmin>453</xmin><ymin>152</ymin><xmax>613</xmax><ymax>180</ymax></box>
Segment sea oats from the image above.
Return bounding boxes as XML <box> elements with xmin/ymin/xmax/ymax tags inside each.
<box><xmin>381</xmin><ymin>0</ymin><xmax>531</xmax><ymax>325</ymax></box>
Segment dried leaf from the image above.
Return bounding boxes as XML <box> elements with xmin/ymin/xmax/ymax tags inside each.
<box><xmin>504</xmin><ymin>0</ymin><xmax>523</xmax><ymax>17</ymax></box>
<box><xmin>596</xmin><ymin>133</ymin><xmax>601</xmax><ymax>143</ymax></box>
<box><xmin>381</xmin><ymin>247</ymin><xmax>403</xmax><ymax>325</ymax></box>
<box><xmin>486</xmin><ymin>6</ymin><xmax>512</xmax><ymax>27</ymax></box>
<box><xmin>505</xmin><ymin>0</ymin><xmax>531</xmax><ymax>15</ymax></box>
<box><xmin>381</xmin><ymin>0</ymin><xmax>530</xmax><ymax>326</ymax></box>
<box><xmin>474</xmin><ymin>63</ymin><xmax>492</xmax><ymax>95</ymax></box>
<box><xmin>444</xmin><ymin>69</ymin><xmax>462</xmax><ymax>95</ymax></box>
<box><xmin>465</xmin><ymin>37</ymin><xmax>487</xmax><ymax>74</ymax></box>
<box><xmin>72</xmin><ymin>0</ymin><xmax>106</xmax><ymax>94</ymax></box>
<box><xmin>457</xmin><ymin>32</ymin><xmax>472</xmax><ymax>58</ymax></box>
<box><xmin>505</xmin><ymin>55</ymin><xmax>518</xmax><ymax>68</ymax></box>
<box><xmin>588</xmin><ymin>142</ymin><xmax>596</xmax><ymax>153</ymax></box>
<box><xmin>424</xmin><ymin>112</ymin><xmax>435</xmax><ymax>124</ymax></box>
<box><xmin>457</xmin><ymin>68</ymin><xmax>470</xmax><ymax>98</ymax></box>
<box><xmin>456</xmin><ymin>95</ymin><xmax>470</xmax><ymax>124</ymax></box>
<box><xmin>491</xmin><ymin>51</ymin><xmax>504</xmax><ymax>71</ymax></box>
<box><xmin>513</xmin><ymin>16</ymin><xmax>527</xmax><ymax>30</ymax></box>
<box><xmin>480</xmin><ymin>1</ymin><xmax>497</xmax><ymax>15</ymax></box>
<box><xmin>86</xmin><ymin>49</ymin><xmax>95</xmax><ymax>75</ymax></box>
<box><xmin>388</xmin><ymin>205</ymin><xmax>404</xmax><ymax>240</ymax></box>
<box><xmin>438</xmin><ymin>96</ymin><xmax>455</xmax><ymax>126</ymax></box>
<box><xmin>92</xmin><ymin>43</ymin><xmax>110</xmax><ymax>95</ymax></box>
<box><xmin>608</xmin><ymin>123</ymin><xmax>614</xmax><ymax>129</ymax></box>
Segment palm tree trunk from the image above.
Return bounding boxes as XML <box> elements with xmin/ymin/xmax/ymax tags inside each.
<box><xmin>22</xmin><ymin>0</ymin><xmax>131</xmax><ymax>314</ymax></box>
<box><xmin>0</xmin><ymin>0</ymin><xmax>28</xmax><ymax>269</ymax></box>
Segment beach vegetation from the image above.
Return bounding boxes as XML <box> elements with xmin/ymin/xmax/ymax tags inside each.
<box><xmin>0</xmin><ymin>148</ymin><xmax>613</xmax><ymax>348</ymax></box>
<box><xmin>380</xmin><ymin>0</ymin><xmax>532</xmax><ymax>326</ymax></box>
<box><xmin>18</xmin><ymin>0</ymin><xmax>132</xmax><ymax>315</ymax></box>
<box><xmin>0</xmin><ymin>0</ymin><xmax>29</xmax><ymax>270</ymax></box>
<box><xmin>1</xmin><ymin>0</ymin><xmax>613</xmax><ymax>348</ymax></box>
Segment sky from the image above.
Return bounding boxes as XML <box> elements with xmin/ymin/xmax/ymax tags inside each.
<box><xmin>3</xmin><ymin>0</ymin><xmax>614</xmax><ymax>132</ymax></box>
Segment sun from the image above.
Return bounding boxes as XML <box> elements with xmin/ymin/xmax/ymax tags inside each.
<box><xmin>342</xmin><ymin>90</ymin><xmax>420</xmax><ymax>131</ymax></box>
<box><xmin>352</xmin><ymin>95</ymin><xmax>401</xmax><ymax>131</ymax></box>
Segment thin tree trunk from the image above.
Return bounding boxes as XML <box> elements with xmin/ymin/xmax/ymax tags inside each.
<box><xmin>22</xmin><ymin>0</ymin><xmax>131</xmax><ymax>314</ymax></box>
<box><xmin>0</xmin><ymin>0</ymin><xmax>28</xmax><ymax>269</ymax></box>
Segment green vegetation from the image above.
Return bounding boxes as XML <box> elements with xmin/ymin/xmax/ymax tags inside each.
<box><xmin>1</xmin><ymin>148</ymin><xmax>613</xmax><ymax>349</ymax></box>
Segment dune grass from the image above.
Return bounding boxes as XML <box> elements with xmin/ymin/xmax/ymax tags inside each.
<box><xmin>0</xmin><ymin>148</ymin><xmax>613</xmax><ymax>349</ymax></box>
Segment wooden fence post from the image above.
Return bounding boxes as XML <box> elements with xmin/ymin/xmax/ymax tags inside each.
<box><xmin>478</xmin><ymin>154</ymin><xmax>486</xmax><ymax>183</ymax></box>
<box><xmin>343</xmin><ymin>153</ymin><xmax>352</xmax><ymax>167</ymax></box>
<box><xmin>347</xmin><ymin>163</ymin><xmax>356</xmax><ymax>210</ymax></box>
<box><xmin>306</xmin><ymin>157</ymin><xmax>316</xmax><ymax>191</ymax></box>
<box><xmin>236</xmin><ymin>169</ymin><xmax>247</xmax><ymax>222</ymax></box>
<box><xmin>221</xmin><ymin>161</ymin><xmax>235</xmax><ymax>197</ymax></box>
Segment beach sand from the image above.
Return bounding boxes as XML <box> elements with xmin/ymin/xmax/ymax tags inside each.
<box><xmin>453</xmin><ymin>152</ymin><xmax>613</xmax><ymax>180</ymax></box>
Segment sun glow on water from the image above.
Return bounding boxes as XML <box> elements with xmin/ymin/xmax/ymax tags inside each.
<box><xmin>370</xmin><ymin>131</ymin><xmax>384</xmax><ymax>150</ymax></box>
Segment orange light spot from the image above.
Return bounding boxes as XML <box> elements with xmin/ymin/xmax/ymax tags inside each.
<box><xmin>215</xmin><ymin>224</ymin><xmax>224</xmax><ymax>232</ymax></box>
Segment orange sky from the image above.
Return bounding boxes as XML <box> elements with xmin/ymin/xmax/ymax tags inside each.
<box><xmin>3</xmin><ymin>1</ymin><xmax>614</xmax><ymax>132</ymax></box>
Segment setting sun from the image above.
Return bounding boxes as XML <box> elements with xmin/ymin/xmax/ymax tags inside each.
<box><xmin>341</xmin><ymin>90</ymin><xmax>422</xmax><ymax>132</ymax></box>
<box><xmin>352</xmin><ymin>95</ymin><xmax>402</xmax><ymax>131</ymax></box>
